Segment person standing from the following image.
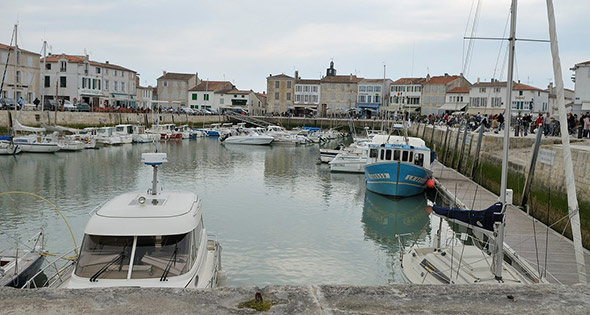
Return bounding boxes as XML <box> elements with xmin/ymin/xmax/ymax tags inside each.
<box><xmin>17</xmin><ymin>96</ymin><xmax>24</xmax><ymax>109</ymax></box>
<box><xmin>584</xmin><ymin>112</ymin><xmax>590</xmax><ymax>138</ymax></box>
<box><xmin>515</xmin><ymin>113</ymin><xmax>523</xmax><ymax>137</ymax></box>
<box><xmin>497</xmin><ymin>113</ymin><xmax>504</xmax><ymax>133</ymax></box>
<box><xmin>522</xmin><ymin>113</ymin><xmax>531</xmax><ymax>136</ymax></box>
<box><xmin>33</xmin><ymin>97</ymin><xmax>40</xmax><ymax>110</ymax></box>
<box><xmin>543</xmin><ymin>112</ymin><xmax>551</xmax><ymax>136</ymax></box>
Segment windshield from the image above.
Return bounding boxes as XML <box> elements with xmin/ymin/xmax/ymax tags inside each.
<box><xmin>75</xmin><ymin>233</ymin><xmax>192</xmax><ymax>280</ymax></box>
<box><xmin>75</xmin><ymin>235</ymin><xmax>133</xmax><ymax>279</ymax></box>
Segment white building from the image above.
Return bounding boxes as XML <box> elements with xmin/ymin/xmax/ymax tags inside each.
<box><xmin>217</xmin><ymin>89</ymin><xmax>259</xmax><ymax>114</ymax></box>
<box><xmin>467</xmin><ymin>80</ymin><xmax>548</xmax><ymax>116</ymax></box>
<box><xmin>41</xmin><ymin>54</ymin><xmax>137</xmax><ymax>108</ymax></box>
<box><xmin>389</xmin><ymin>78</ymin><xmax>424</xmax><ymax>112</ymax></box>
<box><xmin>294</xmin><ymin>79</ymin><xmax>321</xmax><ymax>116</ymax></box>
<box><xmin>0</xmin><ymin>43</ymin><xmax>40</xmax><ymax>103</ymax></box>
<box><xmin>136</xmin><ymin>84</ymin><xmax>153</xmax><ymax>110</ymax></box>
<box><xmin>357</xmin><ymin>78</ymin><xmax>392</xmax><ymax>116</ymax></box>
<box><xmin>187</xmin><ymin>80</ymin><xmax>234</xmax><ymax>111</ymax></box>
<box><xmin>441</xmin><ymin>87</ymin><xmax>469</xmax><ymax>113</ymax></box>
<box><xmin>570</xmin><ymin>61</ymin><xmax>590</xmax><ymax>114</ymax></box>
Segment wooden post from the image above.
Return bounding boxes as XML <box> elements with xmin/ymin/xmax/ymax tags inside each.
<box><xmin>430</xmin><ymin>121</ymin><xmax>436</xmax><ymax>145</ymax></box>
<box><xmin>464</xmin><ymin>130</ymin><xmax>475</xmax><ymax>174</ymax></box>
<box><xmin>520</xmin><ymin>129</ymin><xmax>544</xmax><ymax>209</ymax></box>
<box><xmin>450</xmin><ymin>123</ymin><xmax>462</xmax><ymax>168</ymax></box>
<box><xmin>422</xmin><ymin>122</ymin><xmax>427</xmax><ymax>139</ymax></box>
<box><xmin>441</xmin><ymin>125</ymin><xmax>450</xmax><ymax>164</ymax></box>
<box><xmin>457</xmin><ymin>125</ymin><xmax>469</xmax><ymax>171</ymax></box>
<box><xmin>470</xmin><ymin>125</ymin><xmax>485</xmax><ymax>179</ymax></box>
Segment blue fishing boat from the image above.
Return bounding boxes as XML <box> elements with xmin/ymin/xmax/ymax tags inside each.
<box><xmin>364</xmin><ymin>135</ymin><xmax>432</xmax><ymax>198</ymax></box>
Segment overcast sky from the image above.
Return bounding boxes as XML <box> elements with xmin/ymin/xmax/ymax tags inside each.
<box><xmin>3</xmin><ymin>0</ymin><xmax>587</xmax><ymax>92</ymax></box>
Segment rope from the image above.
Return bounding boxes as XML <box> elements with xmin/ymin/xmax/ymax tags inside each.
<box><xmin>0</xmin><ymin>191</ymin><xmax>79</xmax><ymax>258</ymax></box>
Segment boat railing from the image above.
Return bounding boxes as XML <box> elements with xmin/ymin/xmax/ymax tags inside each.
<box><xmin>21</xmin><ymin>248</ymin><xmax>77</xmax><ymax>289</ymax></box>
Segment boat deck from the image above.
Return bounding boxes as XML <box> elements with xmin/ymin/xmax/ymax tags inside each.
<box><xmin>431</xmin><ymin>161</ymin><xmax>590</xmax><ymax>285</ymax></box>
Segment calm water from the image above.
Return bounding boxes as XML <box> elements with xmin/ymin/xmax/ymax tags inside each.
<box><xmin>0</xmin><ymin>138</ymin><xmax>439</xmax><ymax>286</ymax></box>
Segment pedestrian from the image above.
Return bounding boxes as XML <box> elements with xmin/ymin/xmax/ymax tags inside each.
<box><xmin>17</xmin><ymin>96</ymin><xmax>24</xmax><ymax>109</ymax></box>
<box><xmin>497</xmin><ymin>113</ymin><xmax>504</xmax><ymax>133</ymax></box>
<box><xmin>584</xmin><ymin>112</ymin><xmax>590</xmax><ymax>138</ymax></box>
<box><xmin>515</xmin><ymin>113</ymin><xmax>523</xmax><ymax>137</ymax></box>
<box><xmin>522</xmin><ymin>113</ymin><xmax>531</xmax><ymax>136</ymax></box>
<box><xmin>33</xmin><ymin>97</ymin><xmax>40</xmax><ymax>110</ymax></box>
<box><xmin>568</xmin><ymin>113</ymin><xmax>576</xmax><ymax>135</ymax></box>
<box><xmin>544</xmin><ymin>112</ymin><xmax>551</xmax><ymax>136</ymax></box>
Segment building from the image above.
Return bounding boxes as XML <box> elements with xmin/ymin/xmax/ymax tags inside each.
<box><xmin>357</xmin><ymin>78</ymin><xmax>392</xmax><ymax>117</ymax></box>
<box><xmin>157</xmin><ymin>72</ymin><xmax>199</xmax><ymax>109</ymax></box>
<box><xmin>319</xmin><ymin>62</ymin><xmax>360</xmax><ymax>117</ymax></box>
<box><xmin>389</xmin><ymin>78</ymin><xmax>425</xmax><ymax>113</ymax></box>
<box><xmin>421</xmin><ymin>74</ymin><xmax>470</xmax><ymax>115</ymax></box>
<box><xmin>0</xmin><ymin>43</ymin><xmax>40</xmax><ymax>103</ymax></box>
<box><xmin>570</xmin><ymin>61</ymin><xmax>590</xmax><ymax>114</ymax></box>
<box><xmin>266</xmin><ymin>74</ymin><xmax>295</xmax><ymax>114</ymax></box>
<box><xmin>294</xmin><ymin>75</ymin><xmax>321</xmax><ymax>116</ymax></box>
<box><xmin>188</xmin><ymin>80</ymin><xmax>235</xmax><ymax>111</ymax></box>
<box><xmin>217</xmin><ymin>89</ymin><xmax>259</xmax><ymax>114</ymax></box>
<box><xmin>467</xmin><ymin>80</ymin><xmax>548</xmax><ymax>116</ymax></box>
<box><xmin>41</xmin><ymin>54</ymin><xmax>137</xmax><ymax>108</ymax></box>
<box><xmin>251</xmin><ymin>93</ymin><xmax>267</xmax><ymax>116</ymax></box>
<box><xmin>546</xmin><ymin>82</ymin><xmax>575</xmax><ymax>116</ymax></box>
<box><xmin>136</xmin><ymin>81</ymin><xmax>153</xmax><ymax>111</ymax></box>
<box><xmin>442</xmin><ymin>87</ymin><xmax>470</xmax><ymax>113</ymax></box>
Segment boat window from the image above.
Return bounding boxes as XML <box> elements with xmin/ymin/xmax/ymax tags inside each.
<box><xmin>393</xmin><ymin>150</ymin><xmax>400</xmax><ymax>161</ymax></box>
<box><xmin>409</xmin><ymin>151</ymin><xmax>414</xmax><ymax>162</ymax></box>
<box><xmin>191</xmin><ymin>219</ymin><xmax>203</xmax><ymax>264</ymax></box>
<box><xmin>385</xmin><ymin>149</ymin><xmax>392</xmax><ymax>161</ymax></box>
<box><xmin>415</xmin><ymin>153</ymin><xmax>424</xmax><ymax>166</ymax></box>
<box><xmin>75</xmin><ymin>235</ymin><xmax>134</xmax><ymax>279</ymax></box>
<box><xmin>379</xmin><ymin>149</ymin><xmax>384</xmax><ymax>160</ymax></box>
<box><xmin>402</xmin><ymin>151</ymin><xmax>409</xmax><ymax>162</ymax></box>
<box><xmin>369</xmin><ymin>149</ymin><xmax>378</xmax><ymax>158</ymax></box>
<box><xmin>130</xmin><ymin>232</ymin><xmax>192</xmax><ymax>279</ymax></box>
<box><xmin>116</xmin><ymin>127</ymin><xmax>124</xmax><ymax>132</ymax></box>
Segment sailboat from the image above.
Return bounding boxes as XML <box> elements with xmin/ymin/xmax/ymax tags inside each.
<box><xmin>400</xmin><ymin>0</ymin><xmax>545</xmax><ymax>284</ymax></box>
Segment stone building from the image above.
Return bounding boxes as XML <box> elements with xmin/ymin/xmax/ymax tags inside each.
<box><xmin>319</xmin><ymin>62</ymin><xmax>360</xmax><ymax>117</ymax></box>
<box><xmin>389</xmin><ymin>78</ymin><xmax>425</xmax><ymax>113</ymax></box>
<box><xmin>252</xmin><ymin>93</ymin><xmax>267</xmax><ymax>116</ymax></box>
<box><xmin>421</xmin><ymin>74</ymin><xmax>470</xmax><ymax>115</ymax></box>
<box><xmin>157</xmin><ymin>72</ymin><xmax>199</xmax><ymax>109</ymax></box>
<box><xmin>294</xmin><ymin>75</ymin><xmax>321</xmax><ymax>116</ymax></box>
<box><xmin>266</xmin><ymin>74</ymin><xmax>295</xmax><ymax>114</ymax></box>
<box><xmin>0</xmin><ymin>43</ymin><xmax>40</xmax><ymax>104</ymax></box>
<box><xmin>357</xmin><ymin>78</ymin><xmax>392</xmax><ymax>117</ymax></box>
<box><xmin>41</xmin><ymin>54</ymin><xmax>136</xmax><ymax>108</ymax></box>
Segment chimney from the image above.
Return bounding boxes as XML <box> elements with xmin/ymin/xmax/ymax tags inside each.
<box><xmin>295</xmin><ymin>70</ymin><xmax>298</xmax><ymax>81</ymax></box>
<box><xmin>444</xmin><ymin>73</ymin><xmax>449</xmax><ymax>77</ymax></box>
<box><xmin>477</xmin><ymin>77</ymin><xmax>480</xmax><ymax>84</ymax></box>
<box><xmin>350</xmin><ymin>73</ymin><xmax>353</xmax><ymax>81</ymax></box>
<box><xmin>163</xmin><ymin>70</ymin><xmax>167</xmax><ymax>76</ymax></box>
<box><xmin>105</xmin><ymin>60</ymin><xmax>109</xmax><ymax>64</ymax></box>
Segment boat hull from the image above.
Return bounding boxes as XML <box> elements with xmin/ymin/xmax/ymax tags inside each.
<box><xmin>365</xmin><ymin>162</ymin><xmax>428</xmax><ymax>197</ymax></box>
<box><xmin>223</xmin><ymin>136</ymin><xmax>273</xmax><ymax>145</ymax></box>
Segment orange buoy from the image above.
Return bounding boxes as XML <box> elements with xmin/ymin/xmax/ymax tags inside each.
<box><xmin>426</xmin><ymin>179</ymin><xmax>435</xmax><ymax>189</ymax></box>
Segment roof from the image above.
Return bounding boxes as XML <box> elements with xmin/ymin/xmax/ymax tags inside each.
<box><xmin>189</xmin><ymin>81</ymin><xmax>234</xmax><ymax>92</ymax></box>
<box><xmin>513</xmin><ymin>83</ymin><xmax>545</xmax><ymax>92</ymax></box>
<box><xmin>321</xmin><ymin>75</ymin><xmax>362</xmax><ymax>83</ymax></box>
<box><xmin>0</xmin><ymin>43</ymin><xmax>40</xmax><ymax>56</ymax></box>
<box><xmin>158</xmin><ymin>72</ymin><xmax>196</xmax><ymax>81</ymax></box>
<box><xmin>472</xmin><ymin>80</ymin><xmax>507</xmax><ymax>87</ymax></box>
<box><xmin>359</xmin><ymin>78</ymin><xmax>390</xmax><ymax>84</ymax></box>
<box><xmin>448</xmin><ymin>87</ymin><xmax>470</xmax><ymax>93</ymax></box>
<box><xmin>424</xmin><ymin>75</ymin><xmax>461</xmax><ymax>85</ymax></box>
<box><xmin>41</xmin><ymin>53</ymin><xmax>135</xmax><ymax>72</ymax></box>
<box><xmin>392</xmin><ymin>78</ymin><xmax>425</xmax><ymax>85</ymax></box>
<box><xmin>296</xmin><ymin>79</ymin><xmax>321</xmax><ymax>85</ymax></box>
<box><xmin>221</xmin><ymin>89</ymin><xmax>252</xmax><ymax>95</ymax></box>
<box><xmin>267</xmin><ymin>74</ymin><xmax>294</xmax><ymax>80</ymax></box>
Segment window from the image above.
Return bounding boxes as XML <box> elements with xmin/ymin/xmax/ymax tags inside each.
<box><xmin>304</xmin><ymin>95</ymin><xmax>309</xmax><ymax>102</ymax></box>
<box><xmin>433</xmin><ymin>86</ymin><xmax>438</xmax><ymax>92</ymax></box>
<box><xmin>98</xmin><ymin>80</ymin><xmax>101</xmax><ymax>90</ymax></box>
<box><xmin>375</xmin><ymin>86</ymin><xmax>381</xmax><ymax>92</ymax></box>
<box><xmin>414</xmin><ymin>153</ymin><xmax>424</xmax><ymax>166</ymax></box>
<box><xmin>519</xmin><ymin>91</ymin><xmax>523</xmax><ymax>96</ymax></box>
<box><xmin>274</xmin><ymin>92</ymin><xmax>279</xmax><ymax>100</ymax></box>
<box><xmin>296</xmin><ymin>86</ymin><xmax>302</xmax><ymax>92</ymax></box>
<box><xmin>385</xmin><ymin>149</ymin><xmax>392</xmax><ymax>160</ymax></box>
<box><xmin>370</xmin><ymin>149</ymin><xmax>378</xmax><ymax>158</ymax></box>
<box><xmin>275</xmin><ymin>81</ymin><xmax>280</xmax><ymax>88</ymax></box>
<box><xmin>394</xmin><ymin>150</ymin><xmax>400</xmax><ymax>161</ymax></box>
<box><xmin>59</xmin><ymin>76</ymin><xmax>66</xmax><ymax>87</ymax></box>
<box><xmin>494</xmin><ymin>87</ymin><xmax>501</xmax><ymax>93</ymax></box>
<box><xmin>44</xmin><ymin>76</ymin><xmax>50</xmax><ymax>88</ymax></box>
<box><xmin>163</xmin><ymin>81</ymin><xmax>168</xmax><ymax>87</ymax></box>
<box><xmin>425</xmin><ymin>86</ymin><xmax>430</xmax><ymax>92</ymax></box>
<box><xmin>82</xmin><ymin>78</ymin><xmax>86</xmax><ymax>89</ymax></box>
<box><xmin>45</xmin><ymin>63</ymin><xmax>51</xmax><ymax>70</ymax></box>
<box><xmin>220</xmin><ymin>98</ymin><xmax>224</xmax><ymax>104</ymax></box>
<box><xmin>402</xmin><ymin>151</ymin><xmax>409</xmax><ymax>162</ymax></box>
<box><xmin>439</xmin><ymin>96</ymin><xmax>444</xmax><ymax>104</ymax></box>
<box><xmin>359</xmin><ymin>86</ymin><xmax>366</xmax><ymax>92</ymax></box>
<box><xmin>296</xmin><ymin>95</ymin><xmax>301</xmax><ymax>102</ymax></box>
<box><xmin>204</xmin><ymin>94</ymin><xmax>209</xmax><ymax>101</ymax></box>
<box><xmin>192</xmin><ymin>94</ymin><xmax>197</xmax><ymax>100</ymax></box>
<box><xmin>287</xmin><ymin>81</ymin><xmax>291</xmax><ymax>88</ymax></box>
<box><xmin>16</xmin><ymin>71</ymin><xmax>21</xmax><ymax>83</ymax></box>
<box><xmin>105</xmin><ymin>80</ymin><xmax>109</xmax><ymax>90</ymax></box>
<box><xmin>60</xmin><ymin>61</ymin><xmax>67</xmax><ymax>72</ymax></box>
<box><xmin>380</xmin><ymin>149</ymin><xmax>385</xmax><ymax>160</ymax></box>
<box><xmin>121</xmin><ymin>82</ymin><xmax>125</xmax><ymax>92</ymax></box>
<box><xmin>479</xmin><ymin>88</ymin><xmax>486</xmax><ymax>93</ymax></box>
<box><xmin>96</xmin><ymin>67</ymin><xmax>101</xmax><ymax>74</ymax></box>
<box><xmin>286</xmin><ymin>93</ymin><xmax>291</xmax><ymax>100</ymax></box>
<box><xmin>93</xmin><ymin>79</ymin><xmax>96</xmax><ymax>90</ymax></box>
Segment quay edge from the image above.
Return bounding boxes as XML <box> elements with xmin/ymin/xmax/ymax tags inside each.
<box><xmin>1</xmin><ymin>285</ymin><xmax>589</xmax><ymax>314</ymax></box>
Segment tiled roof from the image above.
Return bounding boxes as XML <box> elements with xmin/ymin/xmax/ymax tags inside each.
<box><xmin>360</xmin><ymin>78</ymin><xmax>389</xmax><ymax>83</ymax></box>
<box><xmin>189</xmin><ymin>81</ymin><xmax>234</xmax><ymax>92</ymax></box>
<box><xmin>472</xmin><ymin>81</ymin><xmax>507</xmax><ymax>87</ymax></box>
<box><xmin>158</xmin><ymin>72</ymin><xmax>196</xmax><ymax>81</ymax></box>
<box><xmin>222</xmin><ymin>89</ymin><xmax>252</xmax><ymax>95</ymax></box>
<box><xmin>296</xmin><ymin>79</ymin><xmax>321</xmax><ymax>85</ymax></box>
<box><xmin>41</xmin><ymin>53</ymin><xmax>135</xmax><ymax>72</ymax></box>
<box><xmin>424</xmin><ymin>75</ymin><xmax>461</xmax><ymax>85</ymax></box>
<box><xmin>448</xmin><ymin>87</ymin><xmax>470</xmax><ymax>93</ymax></box>
<box><xmin>0</xmin><ymin>43</ymin><xmax>40</xmax><ymax>56</ymax></box>
<box><xmin>267</xmin><ymin>74</ymin><xmax>294</xmax><ymax>80</ymax></box>
<box><xmin>513</xmin><ymin>83</ymin><xmax>545</xmax><ymax>92</ymax></box>
<box><xmin>392</xmin><ymin>78</ymin><xmax>425</xmax><ymax>85</ymax></box>
<box><xmin>321</xmin><ymin>75</ymin><xmax>362</xmax><ymax>83</ymax></box>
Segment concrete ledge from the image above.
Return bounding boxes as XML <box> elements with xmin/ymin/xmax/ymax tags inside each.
<box><xmin>1</xmin><ymin>285</ymin><xmax>589</xmax><ymax>314</ymax></box>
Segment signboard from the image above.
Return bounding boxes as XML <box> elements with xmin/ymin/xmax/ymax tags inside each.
<box><xmin>539</xmin><ymin>149</ymin><xmax>556</xmax><ymax>165</ymax></box>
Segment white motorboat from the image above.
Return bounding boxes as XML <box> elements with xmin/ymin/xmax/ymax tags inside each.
<box><xmin>114</xmin><ymin>125</ymin><xmax>134</xmax><ymax>144</ymax></box>
<box><xmin>329</xmin><ymin>152</ymin><xmax>368</xmax><ymax>173</ymax></box>
<box><xmin>34</xmin><ymin>153</ymin><xmax>223</xmax><ymax>289</ymax></box>
<box><xmin>0</xmin><ymin>140</ymin><xmax>22</xmax><ymax>155</ymax></box>
<box><xmin>175</xmin><ymin>125</ymin><xmax>191</xmax><ymax>139</ymax></box>
<box><xmin>132</xmin><ymin>125</ymin><xmax>159</xmax><ymax>143</ymax></box>
<box><xmin>96</xmin><ymin>127</ymin><xmax>123</xmax><ymax>145</ymax></box>
<box><xmin>220</xmin><ymin>128</ymin><xmax>274</xmax><ymax>145</ymax></box>
<box><xmin>1</xmin><ymin>231</ymin><xmax>45</xmax><ymax>288</ymax></box>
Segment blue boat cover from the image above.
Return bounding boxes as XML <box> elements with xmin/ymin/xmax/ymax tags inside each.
<box><xmin>432</xmin><ymin>202</ymin><xmax>504</xmax><ymax>232</ymax></box>
<box><xmin>0</xmin><ymin>135</ymin><xmax>11</xmax><ymax>141</ymax></box>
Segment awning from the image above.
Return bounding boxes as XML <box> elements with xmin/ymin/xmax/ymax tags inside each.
<box><xmin>466</xmin><ymin>107</ymin><xmax>506</xmax><ymax>115</ymax></box>
<box><xmin>439</xmin><ymin>103</ymin><xmax>467</xmax><ymax>111</ymax></box>
<box><xmin>581</xmin><ymin>103</ymin><xmax>590</xmax><ymax>111</ymax></box>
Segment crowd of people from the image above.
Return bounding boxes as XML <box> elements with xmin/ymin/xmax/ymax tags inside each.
<box><xmin>419</xmin><ymin>111</ymin><xmax>590</xmax><ymax>139</ymax></box>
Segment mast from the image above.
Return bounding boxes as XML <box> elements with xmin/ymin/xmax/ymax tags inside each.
<box><xmin>40</xmin><ymin>41</ymin><xmax>47</xmax><ymax>124</ymax></box>
<box><xmin>12</xmin><ymin>24</ymin><xmax>18</xmax><ymax>135</ymax></box>
<box><xmin>494</xmin><ymin>0</ymin><xmax>517</xmax><ymax>281</ymax></box>
<box><xmin>546</xmin><ymin>0</ymin><xmax>587</xmax><ymax>284</ymax></box>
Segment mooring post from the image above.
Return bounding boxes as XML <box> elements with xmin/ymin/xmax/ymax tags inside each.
<box><xmin>442</xmin><ymin>125</ymin><xmax>450</xmax><ymax>164</ymax></box>
<box><xmin>464</xmin><ymin>130</ymin><xmax>475</xmax><ymax>174</ymax></box>
<box><xmin>470</xmin><ymin>125</ymin><xmax>485</xmax><ymax>179</ymax></box>
<box><xmin>450</xmin><ymin>123</ymin><xmax>462</xmax><ymax>168</ymax></box>
<box><xmin>457</xmin><ymin>124</ymin><xmax>469</xmax><ymax>171</ymax></box>
<box><xmin>520</xmin><ymin>129</ymin><xmax>544</xmax><ymax>210</ymax></box>
<box><xmin>430</xmin><ymin>121</ymin><xmax>436</xmax><ymax>146</ymax></box>
<box><xmin>422</xmin><ymin>122</ymin><xmax>427</xmax><ymax>140</ymax></box>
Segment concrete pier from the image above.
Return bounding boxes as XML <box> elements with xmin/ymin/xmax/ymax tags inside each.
<box><xmin>1</xmin><ymin>284</ymin><xmax>589</xmax><ymax>314</ymax></box>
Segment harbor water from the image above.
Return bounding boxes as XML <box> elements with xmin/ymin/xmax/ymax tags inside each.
<box><xmin>0</xmin><ymin>138</ymin><xmax>439</xmax><ymax>286</ymax></box>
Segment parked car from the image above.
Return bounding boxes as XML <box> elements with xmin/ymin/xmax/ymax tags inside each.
<box><xmin>179</xmin><ymin>107</ymin><xmax>194</xmax><ymax>115</ymax></box>
<box><xmin>209</xmin><ymin>109</ymin><xmax>218</xmax><ymax>115</ymax></box>
<box><xmin>201</xmin><ymin>108</ymin><xmax>212</xmax><ymax>115</ymax></box>
<box><xmin>63</xmin><ymin>100</ymin><xmax>77</xmax><ymax>111</ymax></box>
<box><xmin>43</xmin><ymin>100</ymin><xmax>56</xmax><ymax>111</ymax></box>
<box><xmin>0</xmin><ymin>98</ymin><xmax>20</xmax><ymax>110</ymax></box>
<box><xmin>75</xmin><ymin>102</ymin><xmax>90</xmax><ymax>112</ymax></box>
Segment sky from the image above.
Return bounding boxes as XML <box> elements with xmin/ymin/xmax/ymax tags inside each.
<box><xmin>2</xmin><ymin>0</ymin><xmax>588</xmax><ymax>93</ymax></box>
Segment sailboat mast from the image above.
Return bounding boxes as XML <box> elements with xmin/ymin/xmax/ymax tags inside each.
<box><xmin>545</xmin><ymin>0</ymin><xmax>587</xmax><ymax>284</ymax></box>
<box><xmin>12</xmin><ymin>24</ymin><xmax>18</xmax><ymax>134</ymax></box>
<box><xmin>494</xmin><ymin>0</ymin><xmax>518</xmax><ymax>281</ymax></box>
<box><xmin>40</xmin><ymin>41</ymin><xmax>47</xmax><ymax>124</ymax></box>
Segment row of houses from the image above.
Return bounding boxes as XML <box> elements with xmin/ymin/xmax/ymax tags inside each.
<box><xmin>267</xmin><ymin>61</ymin><xmax>590</xmax><ymax>117</ymax></box>
<box><xmin>0</xmin><ymin>43</ymin><xmax>263</xmax><ymax>114</ymax></box>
